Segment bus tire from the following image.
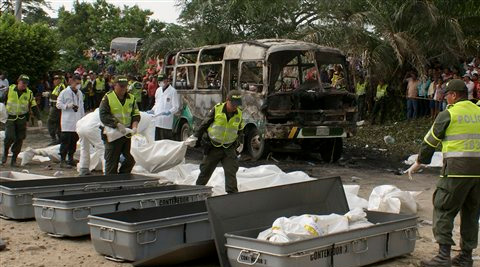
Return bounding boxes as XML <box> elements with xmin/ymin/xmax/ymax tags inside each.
<box><xmin>245</xmin><ymin>127</ymin><xmax>265</xmax><ymax>161</ymax></box>
<box><xmin>177</xmin><ymin>120</ymin><xmax>191</xmax><ymax>141</ymax></box>
<box><xmin>319</xmin><ymin>138</ymin><xmax>343</xmax><ymax>163</ymax></box>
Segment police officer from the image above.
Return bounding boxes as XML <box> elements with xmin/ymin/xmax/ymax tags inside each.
<box><xmin>47</xmin><ymin>75</ymin><xmax>65</xmax><ymax>145</ymax></box>
<box><xmin>128</xmin><ymin>76</ymin><xmax>143</xmax><ymax>109</ymax></box>
<box><xmin>1</xmin><ymin>75</ymin><xmax>42</xmax><ymax>166</ymax></box>
<box><xmin>99</xmin><ymin>76</ymin><xmax>140</xmax><ymax>175</ymax></box>
<box><xmin>94</xmin><ymin>72</ymin><xmax>106</xmax><ymax>108</ymax></box>
<box><xmin>408</xmin><ymin>79</ymin><xmax>480</xmax><ymax>267</ymax></box>
<box><xmin>189</xmin><ymin>90</ymin><xmax>244</xmax><ymax>194</ymax></box>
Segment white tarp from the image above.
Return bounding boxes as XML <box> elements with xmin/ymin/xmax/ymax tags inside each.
<box><xmin>0</xmin><ymin>103</ymin><xmax>6</xmax><ymax>123</ymax></box>
<box><xmin>367</xmin><ymin>185</ymin><xmax>422</xmax><ymax>214</ymax></box>
<box><xmin>344</xmin><ymin>184</ymin><xmax>369</xmax><ymax>210</ymax></box>
<box><xmin>257</xmin><ymin>208</ymin><xmax>373</xmax><ymax>243</ymax></box>
<box><xmin>404</xmin><ymin>152</ymin><xmax>443</xmax><ymax>167</ymax></box>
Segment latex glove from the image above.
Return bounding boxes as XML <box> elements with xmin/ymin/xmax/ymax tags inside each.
<box><xmin>116</xmin><ymin>123</ymin><xmax>127</xmax><ymax>135</ymax></box>
<box><xmin>405</xmin><ymin>161</ymin><xmax>422</xmax><ymax>180</ymax></box>
<box><xmin>236</xmin><ymin>143</ymin><xmax>244</xmax><ymax>153</ymax></box>
<box><xmin>161</xmin><ymin>111</ymin><xmax>172</xmax><ymax>116</ymax></box>
<box><xmin>184</xmin><ymin>135</ymin><xmax>198</xmax><ymax>147</ymax></box>
<box><xmin>146</xmin><ymin>110</ymin><xmax>154</xmax><ymax>115</ymax></box>
<box><xmin>37</xmin><ymin>120</ymin><xmax>43</xmax><ymax>128</ymax></box>
<box><xmin>66</xmin><ymin>103</ymin><xmax>74</xmax><ymax>109</ymax></box>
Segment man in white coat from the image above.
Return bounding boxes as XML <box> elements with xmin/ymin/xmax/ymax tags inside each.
<box><xmin>151</xmin><ymin>74</ymin><xmax>179</xmax><ymax>140</ymax></box>
<box><xmin>56</xmin><ymin>75</ymin><xmax>85</xmax><ymax>168</ymax></box>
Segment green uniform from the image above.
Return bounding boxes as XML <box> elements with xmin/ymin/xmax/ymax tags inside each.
<box><xmin>99</xmin><ymin>91</ymin><xmax>140</xmax><ymax>175</ymax></box>
<box><xmin>2</xmin><ymin>85</ymin><xmax>41</xmax><ymax>164</ymax></box>
<box><xmin>356</xmin><ymin>81</ymin><xmax>367</xmax><ymax>120</ymax></box>
<box><xmin>372</xmin><ymin>83</ymin><xmax>388</xmax><ymax>124</ymax></box>
<box><xmin>418</xmin><ymin>99</ymin><xmax>480</xmax><ymax>250</ymax></box>
<box><xmin>194</xmin><ymin>102</ymin><xmax>245</xmax><ymax>193</ymax></box>
<box><xmin>47</xmin><ymin>83</ymin><xmax>65</xmax><ymax>141</ymax></box>
<box><xmin>129</xmin><ymin>81</ymin><xmax>143</xmax><ymax>104</ymax></box>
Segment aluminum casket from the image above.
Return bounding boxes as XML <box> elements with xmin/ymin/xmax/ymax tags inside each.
<box><xmin>0</xmin><ymin>174</ymin><xmax>159</xmax><ymax>219</ymax></box>
<box><xmin>206</xmin><ymin>177</ymin><xmax>418</xmax><ymax>267</ymax></box>
<box><xmin>88</xmin><ymin>201</ymin><xmax>212</xmax><ymax>262</ymax></box>
<box><xmin>33</xmin><ymin>185</ymin><xmax>212</xmax><ymax>237</ymax></box>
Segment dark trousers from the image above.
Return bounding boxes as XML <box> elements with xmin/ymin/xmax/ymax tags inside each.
<box><xmin>60</xmin><ymin>132</ymin><xmax>79</xmax><ymax>161</ymax></box>
<box><xmin>371</xmin><ymin>97</ymin><xmax>386</xmax><ymax>124</ymax></box>
<box><xmin>196</xmin><ymin>145</ymin><xmax>239</xmax><ymax>193</ymax></box>
<box><xmin>3</xmin><ymin>116</ymin><xmax>27</xmax><ymax>161</ymax></box>
<box><xmin>148</xmin><ymin>96</ymin><xmax>155</xmax><ymax>110</ymax></box>
<box><xmin>357</xmin><ymin>94</ymin><xmax>366</xmax><ymax>121</ymax></box>
<box><xmin>94</xmin><ymin>92</ymin><xmax>105</xmax><ymax>108</ymax></box>
<box><xmin>47</xmin><ymin>106</ymin><xmax>61</xmax><ymax>141</ymax></box>
<box><xmin>155</xmin><ymin>127</ymin><xmax>173</xmax><ymax>140</ymax></box>
<box><xmin>85</xmin><ymin>95</ymin><xmax>95</xmax><ymax>111</ymax></box>
<box><xmin>433</xmin><ymin>178</ymin><xmax>480</xmax><ymax>250</ymax></box>
<box><xmin>104</xmin><ymin>136</ymin><xmax>135</xmax><ymax>175</ymax></box>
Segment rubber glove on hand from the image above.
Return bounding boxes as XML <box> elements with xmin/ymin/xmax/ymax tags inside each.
<box><xmin>184</xmin><ymin>135</ymin><xmax>198</xmax><ymax>148</ymax></box>
<box><xmin>116</xmin><ymin>123</ymin><xmax>127</xmax><ymax>135</ymax></box>
<box><xmin>236</xmin><ymin>143</ymin><xmax>244</xmax><ymax>154</ymax></box>
<box><xmin>37</xmin><ymin>120</ymin><xmax>43</xmax><ymax>128</ymax></box>
<box><xmin>405</xmin><ymin>161</ymin><xmax>422</xmax><ymax>180</ymax></box>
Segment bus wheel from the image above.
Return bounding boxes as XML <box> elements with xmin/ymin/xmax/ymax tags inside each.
<box><xmin>177</xmin><ymin>120</ymin><xmax>191</xmax><ymax>141</ymax></box>
<box><xmin>245</xmin><ymin>127</ymin><xmax>265</xmax><ymax>161</ymax></box>
<box><xmin>319</xmin><ymin>138</ymin><xmax>343</xmax><ymax>163</ymax></box>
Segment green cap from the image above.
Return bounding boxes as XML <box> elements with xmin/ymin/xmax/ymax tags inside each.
<box><xmin>18</xmin><ymin>74</ymin><xmax>30</xmax><ymax>82</ymax></box>
<box><xmin>445</xmin><ymin>79</ymin><xmax>467</xmax><ymax>93</ymax></box>
<box><xmin>227</xmin><ymin>90</ymin><xmax>242</xmax><ymax>106</ymax></box>
<box><xmin>114</xmin><ymin>75</ymin><xmax>128</xmax><ymax>85</ymax></box>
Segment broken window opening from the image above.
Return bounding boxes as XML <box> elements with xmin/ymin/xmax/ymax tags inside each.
<box><xmin>200</xmin><ymin>47</ymin><xmax>225</xmax><ymax>63</ymax></box>
<box><xmin>177</xmin><ymin>51</ymin><xmax>199</xmax><ymax>65</ymax></box>
<box><xmin>197</xmin><ymin>64</ymin><xmax>222</xmax><ymax>90</ymax></box>
<box><xmin>240</xmin><ymin>61</ymin><xmax>263</xmax><ymax>93</ymax></box>
<box><xmin>175</xmin><ymin>66</ymin><xmax>196</xmax><ymax>90</ymax></box>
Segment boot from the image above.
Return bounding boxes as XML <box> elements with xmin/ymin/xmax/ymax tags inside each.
<box><xmin>452</xmin><ymin>249</ymin><xmax>473</xmax><ymax>267</ymax></box>
<box><xmin>10</xmin><ymin>155</ymin><xmax>18</xmax><ymax>167</ymax></box>
<box><xmin>421</xmin><ymin>244</ymin><xmax>452</xmax><ymax>267</ymax></box>
<box><xmin>78</xmin><ymin>168</ymin><xmax>91</xmax><ymax>176</ymax></box>
<box><xmin>60</xmin><ymin>160</ymin><xmax>72</xmax><ymax>169</ymax></box>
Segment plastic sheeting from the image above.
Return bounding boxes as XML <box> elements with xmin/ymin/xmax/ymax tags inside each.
<box><xmin>344</xmin><ymin>185</ymin><xmax>369</xmax><ymax>210</ymax></box>
<box><xmin>367</xmin><ymin>185</ymin><xmax>422</xmax><ymax>214</ymax></box>
<box><xmin>404</xmin><ymin>152</ymin><xmax>443</xmax><ymax>167</ymax></box>
<box><xmin>158</xmin><ymin>164</ymin><xmax>315</xmax><ymax>196</ymax></box>
<box><xmin>257</xmin><ymin>208</ymin><xmax>373</xmax><ymax>243</ymax></box>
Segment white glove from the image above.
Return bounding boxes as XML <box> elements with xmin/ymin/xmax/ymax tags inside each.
<box><xmin>405</xmin><ymin>161</ymin><xmax>422</xmax><ymax>180</ymax></box>
<box><xmin>236</xmin><ymin>143</ymin><xmax>244</xmax><ymax>153</ymax></box>
<box><xmin>116</xmin><ymin>123</ymin><xmax>127</xmax><ymax>135</ymax></box>
<box><xmin>184</xmin><ymin>135</ymin><xmax>198</xmax><ymax>147</ymax></box>
<box><xmin>66</xmin><ymin>103</ymin><xmax>74</xmax><ymax>109</ymax></box>
<box><xmin>37</xmin><ymin>120</ymin><xmax>43</xmax><ymax>128</ymax></box>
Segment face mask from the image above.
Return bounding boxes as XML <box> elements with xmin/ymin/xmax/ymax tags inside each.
<box><xmin>76</xmin><ymin>84</ymin><xmax>81</xmax><ymax>90</ymax></box>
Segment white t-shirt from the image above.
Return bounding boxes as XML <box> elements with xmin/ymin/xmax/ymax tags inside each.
<box><xmin>465</xmin><ymin>81</ymin><xmax>475</xmax><ymax>99</ymax></box>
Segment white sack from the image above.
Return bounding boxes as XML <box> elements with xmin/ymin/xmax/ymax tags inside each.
<box><xmin>343</xmin><ymin>185</ymin><xmax>369</xmax><ymax>210</ymax></box>
<box><xmin>18</xmin><ymin>147</ymin><xmax>51</xmax><ymax>166</ymax></box>
<box><xmin>130</xmin><ymin>135</ymin><xmax>188</xmax><ymax>173</ymax></box>
<box><xmin>0</xmin><ymin>103</ymin><xmax>6</xmax><ymax>123</ymax></box>
<box><xmin>404</xmin><ymin>152</ymin><xmax>443</xmax><ymax>167</ymax></box>
<box><xmin>368</xmin><ymin>185</ymin><xmax>422</xmax><ymax>214</ymax></box>
<box><xmin>158</xmin><ymin>164</ymin><xmax>315</xmax><ymax>196</ymax></box>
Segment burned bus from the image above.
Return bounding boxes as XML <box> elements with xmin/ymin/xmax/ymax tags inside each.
<box><xmin>164</xmin><ymin>39</ymin><xmax>357</xmax><ymax>161</ymax></box>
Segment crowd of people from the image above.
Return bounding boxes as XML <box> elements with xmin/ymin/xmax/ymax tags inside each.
<box><xmin>354</xmin><ymin>57</ymin><xmax>480</xmax><ymax>124</ymax></box>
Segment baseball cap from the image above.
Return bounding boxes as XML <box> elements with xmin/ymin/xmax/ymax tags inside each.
<box><xmin>18</xmin><ymin>74</ymin><xmax>30</xmax><ymax>82</ymax></box>
<box><xmin>445</xmin><ymin>79</ymin><xmax>467</xmax><ymax>93</ymax></box>
<box><xmin>53</xmin><ymin>75</ymin><xmax>61</xmax><ymax>80</ymax></box>
<box><xmin>114</xmin><ymin>75</ymin><xmax>128</xmax><ymax>85</ymax></box>
<box><xmin>227</xmin><ymin>90</ymin><xmax>242</xmax><ymax>106</ymax></box>
<box><xmin>72</xmin><ymin>74</ymin><xmax>82</xmax><ymax>81</ymax></box>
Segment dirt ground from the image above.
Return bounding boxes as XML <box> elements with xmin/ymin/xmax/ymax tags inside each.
<box><xmin>0</xmin><ymin>127</ymin><xmax>479</xmax><ymax>267</ymax></box>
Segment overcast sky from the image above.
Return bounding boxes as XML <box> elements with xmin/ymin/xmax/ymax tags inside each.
<box><xmin>46</xmin><ymin>0</ymin><xmax>181</xmax><ymax>23</ymax></box>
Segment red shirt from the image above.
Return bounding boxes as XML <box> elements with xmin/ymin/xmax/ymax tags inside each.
<box><xmin>474</xmin><ymin>81</ymin><xmax>480</xmax><ymax>99</ymax></box>
<box><xmin>147</xmin><ymin>81</ymin><xmax>157</xmax><ymax>97</ymax></box>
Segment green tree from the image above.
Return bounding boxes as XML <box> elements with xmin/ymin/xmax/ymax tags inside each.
<box><xmin>0</xmin><ymin>13</ymin><xmax>57</xmax><ymax>84</ymax></box>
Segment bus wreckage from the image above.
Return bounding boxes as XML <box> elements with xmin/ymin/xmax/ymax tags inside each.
<box><xmin>164</xmin><ymin>39</ymin><xmax>357</xmax><ymax>161</ymax></box>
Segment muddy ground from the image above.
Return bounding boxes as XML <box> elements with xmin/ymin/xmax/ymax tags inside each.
<box><xmin>0</xmin><ymin>127</ymin><xmax>478</xmax><ymax>267</ymax></box>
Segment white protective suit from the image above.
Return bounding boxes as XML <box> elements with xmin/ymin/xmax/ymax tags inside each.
<box><xmin>152</xmin><ymin>84</ymin><xmax>179</xmax><ymax>130</ymax></box>
<box><xmin>76</xmin><ymin>109</ymin><xmax>104</xmax><ymax>172</ymax></box>
<box><xmin>56</xmin><ymin>86</ymin><xmax>85</xmax><ymax>132</ymax></box>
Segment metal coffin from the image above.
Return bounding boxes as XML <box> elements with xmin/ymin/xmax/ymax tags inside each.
<box><xmin>33</xmin><ymin>185</ymin><xmax>212</xmax><ymax>237</ymax></box>
<box><xmin>206</xmin><ymin>177</ymin><xmax>418</xmax><ymax>267</ymax></box>
<box><xmin>88</xmin><ymin>201</ymin><xmax>212</xmax><ymax>262</ymax></box>
<box><xmin>0</xmin><ymin>174</ymin><xmax>159</xmax><ymax>219</ymax></box>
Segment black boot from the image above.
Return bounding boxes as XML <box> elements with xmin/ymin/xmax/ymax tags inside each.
<box><xmin>452</xmin><ymin>249</ymin><xmax>473</xmax><ymax>267</ymax></box>
<box><xmin>421</xmin><ymin>244</ymin><xmax>452</xmax><ymax>267</ymax></box>
<box><xmin>10</xmin><ymin>154</ymin><xmax>17</xmax><ymax>167</ymax></box>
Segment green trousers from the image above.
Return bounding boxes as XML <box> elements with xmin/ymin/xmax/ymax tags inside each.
<box><xmin>104</xmin><ymin>136</ymin><xmax>135</xmax><ymax>175</ymax></box>
<box><xmin>433</xmin><ymin>177</ymin><xmax>480</xmax><ymax>250</ymax></box>
<box><xmin>196</xmin><ymin>145</ymin><xmax>239</xmax><ymax>193</ymax></box>
<box><xmin>3</xmin><ymin>116</ymin><xmax>27</xmax><ymax>160</ymax></box>
<box><xmin>47</xmin><ymin>107</ymin><xmax>61</xmax><ymax>141</ymax></box>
